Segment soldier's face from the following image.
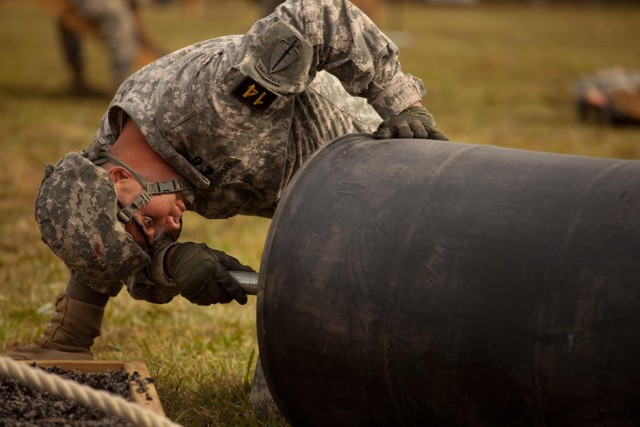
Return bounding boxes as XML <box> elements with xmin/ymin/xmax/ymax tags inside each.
<box><xmin>111</xmin><ymin>164</ymin><xmax>188</xmax><ymax>248</ymax></box>
<box><xmin>130</xmin><ymin>192</ymin><xmax>187</xmax><ymax>247</ymax></box>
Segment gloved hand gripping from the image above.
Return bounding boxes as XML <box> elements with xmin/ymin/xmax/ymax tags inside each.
<box><xmin>373</xmin><ymin>105</ymin><xmax>448</xmax><ymax>141</ymax></box>
<box><xmin>168</xmin><ymin>242</ymin><xmax>254</xmax><ymax>305</ymax></box>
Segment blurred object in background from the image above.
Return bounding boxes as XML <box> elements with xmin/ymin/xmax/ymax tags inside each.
<box><xmin>260</xmin><ymin>0</ymin><xmax>284</xmax><ymax>16</ymax></box>
<box><xmin>575</xmin><ymin>67</ymin><xmax>640</xmax><ymax>126</ymax></box>
<box><xmin>38</xmin><ymin>0</ymin><xmax>164</xmax><ymax>96</ymax></box>
<box><xmin>422</xmin><ymin>0</ymin><xmax>479</xmax><ymax>4</ymax></box>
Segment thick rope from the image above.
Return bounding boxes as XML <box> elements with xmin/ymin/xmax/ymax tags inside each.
<box><xmin>0</xmin><ymin>356</ymin><xmax>181</xmax><ymax>427</ymax></box>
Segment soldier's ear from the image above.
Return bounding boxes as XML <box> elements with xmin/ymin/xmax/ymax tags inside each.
<box><xmin>108</xmin><ymin>166</ymin><xmax>135</xmax><ymax>184</ymax></box>
<box><xmin>108</xmin><ymin>166</ymin><xmax>142</xmax><ymax>201</ymax></box>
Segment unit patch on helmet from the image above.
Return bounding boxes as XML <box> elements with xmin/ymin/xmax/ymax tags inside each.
<box><xmin>231</xmin><ymin>76</ymin><xmax>278</xmax><ymax>113</ymax></box>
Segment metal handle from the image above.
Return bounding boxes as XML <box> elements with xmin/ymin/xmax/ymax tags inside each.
<box><xmin>229</xmin><ymin>271</ymin><xmax>260</xmax><ymax>295</ymax></box>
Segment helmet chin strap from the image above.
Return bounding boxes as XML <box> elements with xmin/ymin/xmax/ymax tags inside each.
<box><xmin>92</xmin><ymin>150</ymin><xmax>194</xmax><ymax>224</ymax></box>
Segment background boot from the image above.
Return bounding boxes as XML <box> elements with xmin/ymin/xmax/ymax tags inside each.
<box><xmin>9</xmin><ymin>294</ymin><xmax>104</xmax><ymax>360</ymax></box>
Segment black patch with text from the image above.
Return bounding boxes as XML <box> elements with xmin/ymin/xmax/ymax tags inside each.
<box><xmin>231</xmin><ymin>76</ymin><xmax>278</xmax><ymax>113</ymax></box>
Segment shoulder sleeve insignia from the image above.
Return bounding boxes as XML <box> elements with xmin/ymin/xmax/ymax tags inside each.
<box><xmin>270</xmin><ymin>36</ymin><xmax>302</xmax><ymax>73</ymax></box>
<box><xmin>236</xmin><ymin>21</ymin><xmax>313</xmax><ymax>95</ymax></box>
<box><xmin>231</xmin><ymin>75</ymin><xmax>278</xmax><ymax>113</ymax></box>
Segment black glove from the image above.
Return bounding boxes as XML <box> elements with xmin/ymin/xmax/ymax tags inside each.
<box><xmin>168</xmin><ymin>242</ymin><xmax>254</xmax><ymax>305</ymax></box>
<box><xmin>373</xmin><ymin>105</ymin><xmax>448</xmax><ymax>141</ymax></box>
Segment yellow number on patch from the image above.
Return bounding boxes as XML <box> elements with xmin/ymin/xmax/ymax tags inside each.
<box><xmin>254</xmin><ymin>93</ymin><xmax>266</xmax><ymax>105</ymax></box>
<box><xmin>242</xmin><ymin>84</ymin><xmax>260</xmax><ymax>98</ymax></box>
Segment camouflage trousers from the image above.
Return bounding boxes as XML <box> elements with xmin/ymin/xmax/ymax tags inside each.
<box><xmin>59</xmin><ymin>0</ymin><xmax>139</xmax><ymax>85</ymax></box>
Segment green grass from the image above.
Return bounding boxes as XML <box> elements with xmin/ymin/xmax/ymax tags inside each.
<box><xmin>1</xmin><ymin>0</ymin><xmax>640</xmax><ymax>425</ymax></box>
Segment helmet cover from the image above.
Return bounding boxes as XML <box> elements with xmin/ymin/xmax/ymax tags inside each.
<box><xmin>35</xmin><ymin>152</ymin><xmax>151</xmax><ymax>281</ymax></box>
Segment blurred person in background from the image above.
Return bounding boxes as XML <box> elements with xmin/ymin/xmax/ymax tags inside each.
<box><xmin>10</xmin><ymin>0</ymin><xmax>447</xmax><ymax>417</ymax></box>
<box><xmin>575</xmin><ymin>67</ymin><xmax>640</xmax><ymax>126</ymax></box>
<box><xmin>42</xmin><ymin>0</ymin><xmax>162</xmax><ymax>95</ymax></box>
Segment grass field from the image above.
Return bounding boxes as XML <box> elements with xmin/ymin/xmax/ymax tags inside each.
<box><xmin>1</xmin><ymin>0</ymin><xmax>639</xmax><ymax>425</ymax></box>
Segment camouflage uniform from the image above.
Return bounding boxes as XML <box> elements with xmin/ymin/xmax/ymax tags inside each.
<box><xmin>65</xmin><ymin>0</ymin><xmax>426</xmax><ymax>301</ymax></box>
<box><xmin>263</xmin><ymin>0</ymin><xmax>382</xmax><ymax>23</ymax></box>
<box><xmin>60</xmin><ymin>0</ymin><xmax>142</xmax><ymax>85</ymax></box>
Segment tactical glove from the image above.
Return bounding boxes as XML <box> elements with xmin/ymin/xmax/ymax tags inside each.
<box><xmin>168</xmin><ymin>242</ymin><xmax>254</xmax><ymax>305</ymax></box>
<box><xmin>373</xmin><ymin>105</ymin><xmax>448</xmax><ymax>141</ymax></box>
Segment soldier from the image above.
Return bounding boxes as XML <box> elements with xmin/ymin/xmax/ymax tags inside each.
<box><xmin>49</xmin><ymin>0</ymin><xmax>160</xmax><ymax>93</ymax></box>
<box><xmin>10</xmin><ymin>0</ymin><xmax>447</xmax><ymax>415</ymax></box>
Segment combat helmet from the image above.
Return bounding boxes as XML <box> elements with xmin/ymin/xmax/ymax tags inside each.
<box><xmin>35</xmin><ymin>150</ymin><xmax>192</xmax><ymax>282</ymax></box>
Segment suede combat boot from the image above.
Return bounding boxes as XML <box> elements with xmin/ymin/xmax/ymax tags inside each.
<box><xmin>9</xmin><ymin>294</ymin><xmax>104</xmax><ymax>360</ymax></box>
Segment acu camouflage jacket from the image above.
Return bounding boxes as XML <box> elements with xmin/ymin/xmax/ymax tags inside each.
<box><xmin>84</xmin><ymin>0</ymin><xmax>427</xmax><ymax>302</ymax></box>
<box><xmin>89</xmin><ymin>0</ymin><xmax>425</xmax><ymax>220</ymax></box>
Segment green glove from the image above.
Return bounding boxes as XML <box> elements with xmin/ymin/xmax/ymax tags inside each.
<box><xmin>168</xmin><ymin>242</ymin><xmax>254</xmax><ymax>305</ymax></box>
<box><xmin>373</xmin><ymin>106</ymin><xmax>448</xmax><ymax>141</ymax></box>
